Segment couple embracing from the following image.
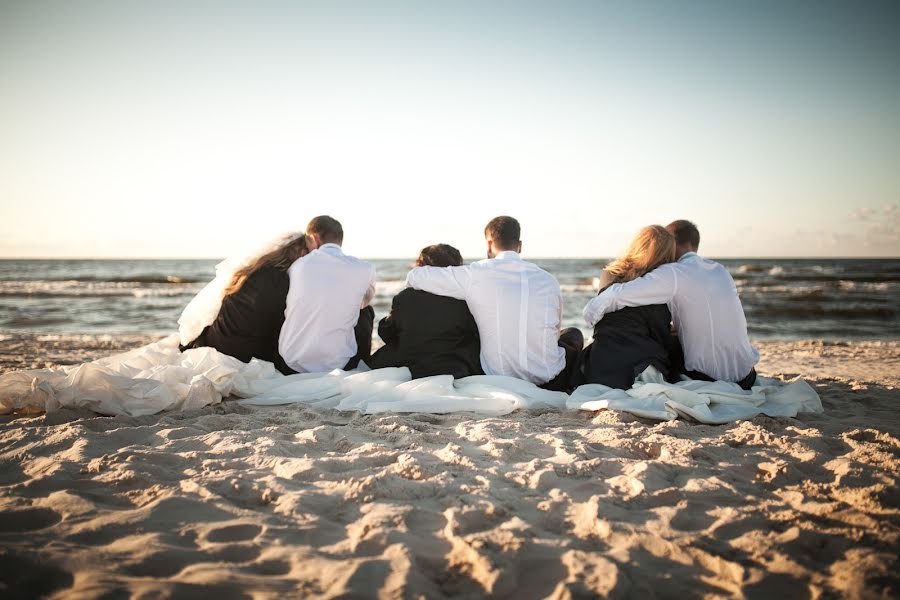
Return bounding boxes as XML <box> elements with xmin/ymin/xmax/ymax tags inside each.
<box><xmin>182</xmin><ymin>216</ymin><xmax>376</xmax><ymax>375</ymax></box>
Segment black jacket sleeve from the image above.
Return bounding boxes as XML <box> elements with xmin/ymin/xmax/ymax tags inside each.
<box><xmin>378</xmin><ymin>292</ymin><xmax>403</xmax><ymax>345</ymax></box>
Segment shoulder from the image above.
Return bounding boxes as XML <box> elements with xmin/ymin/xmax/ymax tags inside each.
<box><xmin>408</xmin><ymin>289</ymin><xmax>470</xmax><ymax>312</ymax></box>
<box><xmin>255</xmin><ymin>265</ymin><xmax>290</xmax><ymax>289</ymax></box>
<box><xmin>245</xmin><ymin>265</ymin><xmax>283</xmax><ymax>285</ymax></box>
<box><xmin>644</xmin><ymin>263</ymin><xmax>680</xmax><ymax>279</ymax></box>
<box><xmin>412</xmin><ymin>264</ymin><xmax>471</xmax><ymax>275</ymax></box>
<box><xmin>680</xmin><ymin>255</ymin><xmax>728</xmax><ymax>276</ymax></box>
<box><xmin>526</xmin><ymin>262</ymin><xmax>561</xmax><ymax>289</ymax></box>
<box><xmin>340</xmin><ymin>252</ymin><xmax>374</xmax><ymax>269</ymax></box>
<box><xmin>598</xmin><ymin>269</ymin><xmax>619</xmax><ymax>291</ymax></box>
<box><xmin>330</xmin><ymin>252</ymin><xmax>375</xmax><ymax>278</ymax></box>
<box><xmin>395</xmin><ymin>287</ymin><xmax>419</xmax><ymax>302</ymax></box>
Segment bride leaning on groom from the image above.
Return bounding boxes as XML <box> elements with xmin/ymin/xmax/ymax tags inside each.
<box><xmin>181</xmin><ymin>214</ymin><xmax>759</xmax><ymax>393</ymax></box>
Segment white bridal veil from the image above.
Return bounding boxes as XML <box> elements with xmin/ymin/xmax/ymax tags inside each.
<box><xmin>177</xmin><ymin>231</ymin><xmax>305</xmax><ymax>347</ymax></box>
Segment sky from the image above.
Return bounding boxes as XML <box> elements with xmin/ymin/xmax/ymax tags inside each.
<box><xmin>1</xmin><ymin>0</ymin><xmax>898</xmax><ymax>259</ymax></box>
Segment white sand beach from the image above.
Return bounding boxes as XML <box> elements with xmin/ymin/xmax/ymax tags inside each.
<box><xmin>0</xmin><ymin>338</ymin><xmax>897</xmax><ymax>598</ymax></box>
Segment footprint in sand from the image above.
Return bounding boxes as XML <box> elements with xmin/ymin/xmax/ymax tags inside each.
<box><xmin>206</xmin><ymin>523</ymin><xmax>262</xmax><ymax>543</ymax></box>
<box><xmin>122</xmin><ymin>548</ymin><xmax>202</xmax><ymax>578</ymax></box>
<box><xmin>0</xmin><ymin>507</ymin><xmax>61</xmax><ymax>532</ymax></box>
<box><xmin>243</xmin><ymin>559</ymin><xmax>293</xmax><ymax>576</ymax></box>
<box><xmin>0</xmin><ymin>553</ymin><xmax>73</xmax><ymax>598</ymax></box>
<box><xmin>209</xmin><ymin>544</ymin><xmax>262</xmax><ymax>563</ymax></box>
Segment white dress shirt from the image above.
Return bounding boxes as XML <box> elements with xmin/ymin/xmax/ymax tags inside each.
<box><xmin>405</xmin><ymin>251</ymin><xmax>565</xmax><ymax>385</ymax></box>
<box><xmin>583</xmin><ymin>252</ymin><xmax>759</xmax><ymax>382</ymax></box>
<box><xmin>279</xmin><ymin>244</ymin><xmax>376</xmax><ymax>373</ymax></box>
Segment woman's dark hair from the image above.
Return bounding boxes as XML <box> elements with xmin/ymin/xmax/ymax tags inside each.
<box><xmin>416</xmin><ymin>244</ymin><xmax>464</xmax><ymax>267</ymax></box>
<box><xmin>224</xmin><ymin>233</ymin><xmax>308</xmax><ymax>296</ymax></box>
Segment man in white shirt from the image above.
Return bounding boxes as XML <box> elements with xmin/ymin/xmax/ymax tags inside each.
<box><xmin>583</xmin><ymin>220</ymin><xmax>759</xmax><ymax>388</ymax></box>
<box><xmin>279</xmin><ymin>216</ymin><xmax>376</xmax><ymax>373</ymax></box>
<box><xmin>405</xmin><ymin>216</ymin><xmax>583</xmax><ymax>390</ymax></box>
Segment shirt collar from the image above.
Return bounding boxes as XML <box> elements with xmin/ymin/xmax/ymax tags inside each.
<box><xmin>318</xmin><ymin>243</ymin><xmax>344</xmax><ymax>255</ymax></box>
<box><xmin>678</xmin><ymin>251</ymin><xmax>698</xmax><ymax>262</ymax></box>
<box><xmin>493</xmin><ymin>250</ymin><xmax>522</xmax><ymax>261</ymax></box>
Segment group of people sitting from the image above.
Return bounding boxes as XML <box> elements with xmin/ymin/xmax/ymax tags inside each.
<box><xmin>182</xmin><ymin>215</ymin><xmax>760</xmax><ymax>392</ymax></box>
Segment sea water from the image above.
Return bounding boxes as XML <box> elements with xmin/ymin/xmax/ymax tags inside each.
<box><xmin>0</xmin><ymin>258</ymin><xmax>897</xmax><ymax>340</ymax></box>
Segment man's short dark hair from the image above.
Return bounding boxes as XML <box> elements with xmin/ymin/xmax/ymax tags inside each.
<box><xmin>667</xmin><ymin>219</ymin><xmax>700</xmax><ymax>249</ymax></box>
<box><xmin>307</xmin><ymin>215</ymin><xmax>343</xmax><ymax>244</ymax></box>
<box><xmin>417</xmin><ymin>244</ymin><xmax>464</xmax><ymax>268</ymax></box>
<box><xmin>484</xmin><ymin>216</ymin><xmax>521</xmax><ymax>250</ymax></box>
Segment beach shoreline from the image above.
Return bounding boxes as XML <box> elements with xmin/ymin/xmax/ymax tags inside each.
<box><xmin>0</xmin><ymin>336</ymin><xmax>897</xmax><ymax>597</ymax></box>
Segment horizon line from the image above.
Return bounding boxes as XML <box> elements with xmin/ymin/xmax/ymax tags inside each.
<box><xmin>1</xmin><ymin>255</ymin><xmax>898</xmax><ymax>261</ymax></box>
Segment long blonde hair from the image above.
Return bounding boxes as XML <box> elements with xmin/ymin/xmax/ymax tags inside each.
<box><xmin>605</xmin><ymin>225</ymin><xmax>676</xmax><ymax>283</ymax></box>
<box><xmin>224</xmin><ymin>233</ymin><xmax>309</xmax><ymax>296</ymax></box>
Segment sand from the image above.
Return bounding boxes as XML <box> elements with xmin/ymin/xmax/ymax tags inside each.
<box><xmin>0</xmin><ymin>337</ymin><xmax>897</xmax><ymax>598</ymax></box>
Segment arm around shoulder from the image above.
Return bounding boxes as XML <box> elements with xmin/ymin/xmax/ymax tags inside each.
<box><xmin>583</xmin><ymin>265</ymin><xmax>678</xmax><ymax>326</ymax></box>
<box><xmin>405</xmin><ymin>265</ymin><xmax>470</xmax><ymax>300</ymax></box>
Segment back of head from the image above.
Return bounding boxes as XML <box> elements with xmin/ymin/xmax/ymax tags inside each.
<box><xmin>605</xmin><ymin>225</ymin><xmax>676</xmax><ymax>283</ymax></box>
<box><xmin>416</xmin><ymin>244</ymin><xmax>464</xmax><ymax>268</ymax></box>
<box><xmin>666</xmin><ymin>219</ymin><xmax>700</xmax><ymax>252</ymax></box>
<box><xmin>484</xmin><ymin>216</ymin><xmax>521</xmax><ymax>251</ymax></box>
<box><xmin>225</xmin><ymin>233</ymin><xmax>308</xmax><ymax>296</ymax></box>
<box><xmin>307</xmin><ymin>215</ymin><xmax>344</xmax><ymax>245</ymax></box>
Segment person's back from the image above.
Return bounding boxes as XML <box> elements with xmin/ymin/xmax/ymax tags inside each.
<box><xmin>370</xmin><ymin>288</ymin><xmax>482</xmax><ymax>378</ymax></box>
<box><xmin>667</xmin><ymin>253</ymin><xmax>757</xmax><ymax>382</ymax></box>
<box><xmin>462</xmin><ymin>254</ymin><xmax>565</xmax><ymax>382</ymax></box>
<box><xmin>279</xmin><ymin>216</ymin><xmax>376</xmax><ymax>373</ymax></box>
<box><xmin>186</xmin><ymin>265</ymin><xmax>289</xmax><ymax>365</ymax></box>
<box><xmin>369</xmin><ymin>244</ymin><xmax>482</xmax><ymax>378</ymax></box>
<box><xmin>406</xmin><ymin>217</ymin><xmax>580</xmax><ymax>388</ymax></box>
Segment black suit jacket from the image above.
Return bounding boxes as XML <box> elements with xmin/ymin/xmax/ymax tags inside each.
<box><xmin>182</xmin><ymin>265</ymin><xmax>292</xmax><ymax>374</ymax></box>
<box><xmin>368</xmin><ymin>288</ymin><xmax>483</xmax><ymax>379</ymax></box>
<box><xmin>573</xmin><ymin>271</ymin><xmax>679</xmax><ymax>389</ymax></box>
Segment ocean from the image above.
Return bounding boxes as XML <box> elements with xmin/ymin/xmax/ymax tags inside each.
<box><xmin>0</xmin><ymin>258</ymin><xmax>897</xmax><ymax>341</ymax></box>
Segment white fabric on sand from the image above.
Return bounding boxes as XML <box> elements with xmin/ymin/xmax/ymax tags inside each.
<box><xmin>0</xmin><ymin>338</ymin><xmax>822</xmax><ymax>423</ymax></box>
<box><xmin>566</xmin><ymin>366</ymin><xmax>823</xmax><ymax>423</ymax></box>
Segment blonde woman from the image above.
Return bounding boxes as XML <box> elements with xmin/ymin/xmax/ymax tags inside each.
<box><xmin>181</xmin><ymin>233</ymin><xmax>309</xmax><ymax>373</ymax></box>
<box><xmin>573</xmin><ymin>225</ymin><xmax>680</xmax><ymax>389</ymax></box>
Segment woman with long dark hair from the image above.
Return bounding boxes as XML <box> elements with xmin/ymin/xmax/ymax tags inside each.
<box><xmin>181</xmin><ymin>233</ymin><xmax>309</xmax><ymax>373</ymax></box>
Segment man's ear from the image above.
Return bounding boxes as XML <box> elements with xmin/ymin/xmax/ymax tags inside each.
<box><xmin>486</xmin><ymin>239</ymin><xmax>493</xmax><ymax>257</ymax></box>
<box><xmin>307</xmin><ymin>235</ymin><xmax>320</xmax><ymax>251</ymax></box>
<box><xmin>516</xmin><ymin>241</ymin><xmax>523</xmax><ymax>254</ymax></box>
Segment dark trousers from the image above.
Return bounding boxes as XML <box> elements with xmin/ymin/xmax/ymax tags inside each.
<box><xmin>685</xmin><ymin>367</ymin><xmax>757</xmax><ymax>391</ymax></box>
<box><xmin>343</xmin><ymin>306</ymin><xmax>375</xmax><ymax>370</ymax></box>
<box><xmin>540</xmin><ymin>328</ymin><xmax>585</xmax><ymax>392</ymax></box>
<box><xmin>668</xmin><ymin>334</ymin><xmax>757</xmax><ymax>390</ymax></box>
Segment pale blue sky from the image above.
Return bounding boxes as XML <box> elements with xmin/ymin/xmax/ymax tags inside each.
<box><xmin>1</xmin><ymin>0</ymin><xmax>898</xmax><ymax>258</ymax></box>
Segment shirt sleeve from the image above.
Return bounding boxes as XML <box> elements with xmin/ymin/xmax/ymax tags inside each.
<box><xmin>583</xmin><ymin>265</ymin><xmax>678</xmax><ymax>327</ymax></box>
<box><xmin>405</xmin><ymin>265</ymin><xmax>471</xmax><ymax>301</ymax></box>
<box><xmin>360</xmin><ymin>265</ymin><xmax>376</xmax><ymax>308</ymax></box>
